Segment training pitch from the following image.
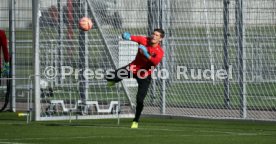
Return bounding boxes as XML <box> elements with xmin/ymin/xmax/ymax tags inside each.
<box><xmin>0</xmin><ymin>112</ymin><xmax>275</xmax><ymax>144</ymax></box>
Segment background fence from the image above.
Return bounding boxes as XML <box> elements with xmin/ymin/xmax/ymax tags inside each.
<box><xmin>0</xmin><ymin>0</ymin><xmax>275</xmax><ymax>121</ymax></box>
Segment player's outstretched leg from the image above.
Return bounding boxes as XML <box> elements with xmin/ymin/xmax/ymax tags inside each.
<box><xmin>105</xmin><ymin>66</ymin><xmax>130</xmax><ymax>87</ymax></box>
<box><xmin>131</xmin><ymin>76</ymin><xmax>151</xmax><ymax>128</ymax></box>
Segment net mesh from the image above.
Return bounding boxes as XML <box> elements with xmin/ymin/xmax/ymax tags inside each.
<box><xmin>39</xmin><ymin>0</ymin><xmax>133</xmax><ymax>119</ymax></box>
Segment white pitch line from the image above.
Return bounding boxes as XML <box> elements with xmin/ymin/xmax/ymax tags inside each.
<box><xmin>0</xmin><ymin>131</ymin><xmax>271</xmax><ymax>142</ymax></box>
<box><xmin>0</xmin><ymin>141</ymin><xmax>29</xmax><ymax>144</ymax></box>
<box><xmin>73</xmin><ymin>125</ymin><xmax>272</xmax><ymax>136</ymax></box>
<box><xmin>0</xmin><ymin>132</ymin><xmax>270</xmax><ymax>142</ymax></box>
<box><xmin>0</xmin><ymin>135</ymin><xmax>176</xmax><ymax>141</ymax></box>
<box><xmin>199</xmin><ymin>130</ymin><xmax>267</xmax><ymax>136</ymax></box>
<box><xmin>0</xmin><ymin>123</ymin><xmax>26</xmax><ymax>125</ymax></box>
<box><xmin>0</xmin><ymin>134</ymin><xmax>236</xmax><ymax>142</ymax></box>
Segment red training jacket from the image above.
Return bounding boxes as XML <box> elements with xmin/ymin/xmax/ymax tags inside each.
<box><xmin>0</xmin><ymin>30</ymin><xmax>10</xmax><ymax>65</ymax></box>
<box><xmin>129</xmin><ymin>35</ymin><xmax>164</xmax><ymax>78</ymax></box>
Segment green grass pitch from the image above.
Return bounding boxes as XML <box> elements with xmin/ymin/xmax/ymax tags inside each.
<box><xmin>0</xmin><ymin>112</ymin><xmax>275</xmax><ymax>144</ymax></box>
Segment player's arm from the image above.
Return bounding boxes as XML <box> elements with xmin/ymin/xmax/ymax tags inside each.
<box><xmin>138</xmin><ymin>45</ymin><xmax>151</xmax><ymax>59</ymax></box>
<box><xmin>148</xmin><ymin>51</ymin><xmax>164</xmax><ymax>66</ymax></box>
<box><xmin>122</xmin><ymin>32</ymin><xmax>147</xmax><ymax>45</ymax></box>
<box><xmin>138</xmin><ymin>45</ymin><xmax>164</xmax><ymax>65</ymax></box>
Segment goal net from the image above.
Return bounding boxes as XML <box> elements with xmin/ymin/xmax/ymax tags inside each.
<box><xmin>37</xmin><ymin>0</ymin><xmax>134</xmax><ymax>120</ymax></box>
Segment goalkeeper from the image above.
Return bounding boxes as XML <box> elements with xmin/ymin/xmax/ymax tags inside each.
<box><xmin>106</xmin><ymin>28</ymin><xmax>165</xmax><ymax>128</ymax></box>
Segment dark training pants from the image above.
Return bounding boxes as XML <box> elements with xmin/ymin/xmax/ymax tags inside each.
<box><xmin>105</xmin><ymin>66</ymin><xmax>151</xmax><ymax>122</ymax></box>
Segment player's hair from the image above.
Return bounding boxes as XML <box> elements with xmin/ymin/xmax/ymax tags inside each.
<box><xmin>154</xmin><ymin>28</ymin><xmax>165</xmax><ymax>38</ymax></box>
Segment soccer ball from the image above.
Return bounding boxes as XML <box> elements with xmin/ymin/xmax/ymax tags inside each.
<box><xmin>79</xmin><ymin>17</ymin><xmax>93</xmax><ymax>31</ymax></box>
